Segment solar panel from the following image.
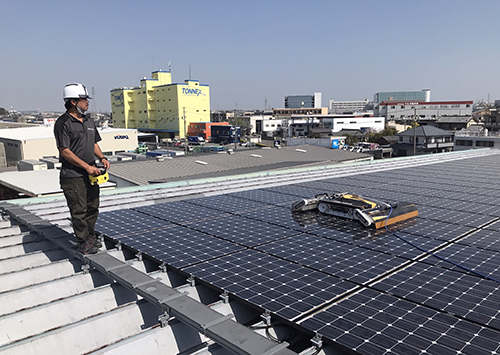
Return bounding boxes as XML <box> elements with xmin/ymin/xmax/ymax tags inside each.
<box><xmin>93</xmin><ymin>152</ymin><xmax>500</xmax><ymax>354</ymax></box>
<box><xmin>230</xmin><ymin>189</ymin><xmax>302</xmax><ymax>205</ymax></box>
<box><xmin>96</xmin><ymin>209</ymin><xmax>173</xmax><ymax>238</ymax></box>
<box><xmin>390</xmin><ymin>219</ymin><xmax>474</xmax><ymax>241</ymax></box>
<box><xmin>183</xmin><ymin>194</ymin><xmax>266</xmax><ymax>213</ymax></box>
<box><xmin>371</xmin><ymin>263</ymin><xmax>500</xmax><ymax>330</ymax></box>
<box><xmin>309</xmin><ymin>225</ymin><xmax>444</xmax><ymax>260</ymax></box>
<box><xmin>256</xmin><ymin>233</ymin><xmax>408</xmax><ymax>285</ymax></box>
<box><xmin>183</xmin><ymin>249</ymin><xmax>357</xmax><ymax>321</ymax></box>
<box><xmin>458</xmin><ymin>229</ymin><xmax>500</xmax><ymax>252</ymax></box>
<box><xmin>300</xmin><ymin>288</ymin><xmax>500</xmax><ymax>354</ymax></box>
<box><xmin>236</xmin><ymin>205</ymin><xmax>321</xmax><ymax>232</ymax></box>
<box><xmin>117</xmin><ymin>225</ymin><xmax>244</xmax><ymax>269</ymax></box>
<box><xmin>263</xmin><ymin>185</ymin><xmax>327</xmax><ymax>198</ymax></box>
<box><xmin>183</xmin><ymin>214</ymin><xmax>298</xmax><ymax>247</ymax></box>
<box><xmin>420</xmin><ymin>243</ymin><xmax>500</xmax><ymax>280</ymax></box>
<box><xmin>134</xmin><ymin>200</ymin><xmax>228</xmax><ymax>223</ymax></box>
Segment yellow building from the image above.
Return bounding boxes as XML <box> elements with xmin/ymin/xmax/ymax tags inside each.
<box><xmin>110</xmin><ymin>71</ymin><xmax>210</xmax><ymax>138</ymax></box>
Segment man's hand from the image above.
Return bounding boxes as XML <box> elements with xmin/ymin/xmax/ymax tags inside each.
<box><xmin>101</xmin><ymin>159</ymin><xmax>110</xmax><ymax>170</ymax></box>
<box><xmin>86</xmin><ymin>165</ymin><xmax>102</xmax><ymax>176</ymax></box>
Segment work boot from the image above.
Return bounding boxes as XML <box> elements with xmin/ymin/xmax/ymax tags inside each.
<box><xmin>77</xmin><ymin>239</ymin><xmax>99</xmax><ymax>255</ymax></box>
<box><xmin>90</xmin><ymin>236</ymin><xmax>103</xmax><ymax>249</ymax></box>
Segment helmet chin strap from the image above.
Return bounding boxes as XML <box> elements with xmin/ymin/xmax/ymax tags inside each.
<box><xmin>74</xmin><ymin>99</ymin><xmax>87</xmax><ymax>115</ymax></box>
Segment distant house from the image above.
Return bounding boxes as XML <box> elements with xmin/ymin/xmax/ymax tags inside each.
<box><xmin>377</xmin><ymin>136</ymin><xmax>398</xmax><ymax>146</ymax></box>
<box><xmin>432</xmin><ymin>116</ymin><xmax>478</xmax><ymax>131</ymax></box>
<box><xmin>393</xmin><ymin>126</ymin><xmax>454</xmax><ymax>156</ymax></box>
<box><xmin>454</xmin><ymin>126</ymin><xmax>500</xmax><ymax>151</ymax></box>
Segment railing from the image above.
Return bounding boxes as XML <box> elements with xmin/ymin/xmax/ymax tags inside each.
<box><xmin>455</xmin><ymin>131</ymin><xmax>500</xmax><ymax>137</ymax></box>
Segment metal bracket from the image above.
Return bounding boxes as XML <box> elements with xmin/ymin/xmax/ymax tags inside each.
<box><xmin>158</xmin><ymin>311</ymin><xmax>171</xmax><ymax>328</ymax></box>
<box><xmin>159</xmin><ymin>263</ymin><xmax>167</xmax><ymax>273</ymax></box>
<box><xmin>220</xmin><ymin>290</ymin><xmax>229</xmax><ymax>304</ymax></box>
<box><xmin>136</xmin><ymin>252</ymin><xmax>143</xmax><ymax>261</ymax></box>
<box><xmin>311</xmin><ymin>334</ymin><xmax>322</xmax><ymax>348</ymax></box>
<box><xmin>81</xmin><ymin>263</ymin><xmax>90</xmax><ymax>274</ymax></box>
<box><xmin>116</xmin><ymin>242</ymin><xmax>122</xmax><ymax>251</ymax></box>
<box><xmin>261</xmin><ymin>310</ymin><xmax>271</xmax><ymax>326</ymax></box>
<box><xmin>187</xmin><ymin>276</ymin><xmax>195</xmax><ymax>287</ymax></box>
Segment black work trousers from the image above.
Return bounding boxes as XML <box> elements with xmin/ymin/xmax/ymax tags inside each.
<box><xmin>60</xmin><ymin>176</ymin><xmax>100</xmax><ymax>243</ymax></box>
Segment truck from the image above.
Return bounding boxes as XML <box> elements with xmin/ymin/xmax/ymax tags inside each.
<box><xmin>187</xmin><ymin>136</ymin><xmax>205</xmax><ymax>145</ymax></box>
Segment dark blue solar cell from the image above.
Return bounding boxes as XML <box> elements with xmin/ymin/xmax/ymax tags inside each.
<box><xmin>183</xmin><ymin>249</ymin><xmax>356</xmax><ymax>321</ymax></box>
<box><xmin>134</xmin><ymin>200</ymin><xmax>228</xmax><ymax>223</ymax></box>
<box><xmin>96</xmin><ymin>208</ymin><xmax>173</xmax><ymax>238</ymax></box>
<box><xmin>183</xmin><ymin>214</ymin><xmax>298</xmax><ymax>247</ymax></box>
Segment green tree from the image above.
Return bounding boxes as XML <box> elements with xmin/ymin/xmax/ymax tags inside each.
<box><xmin>366</xmin><ymin>127</ymin><xmax>398</xmax><ymax>143</ymax></box>
<box><xmin>0</xmin><ymin>107</ymin><xmax>8</xmax><ymax>115</ymax></box>
<box><xmin>381</xmin><ymin>127</ymin><xmax>397</xmax><ymax>136</ymax></box>
<box><xmin>343</xmin><ymin>134</ymin><xmax>359</xmax><ymax>145</ymax></box>
<box><xmin>366</xmin><ymin>132</ymin><xmax>383</xmax><ymax>143</ymax></box>
<box><xmin>307</xmin><ymin>131</ymin><xmax>321</xmax><ymax>138</ymax></box>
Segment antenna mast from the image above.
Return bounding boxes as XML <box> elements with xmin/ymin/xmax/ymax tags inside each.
<box><xmin>91</xmin><ymin>87</ymin><xmax>97</xmax><ymax>117</ymax></box>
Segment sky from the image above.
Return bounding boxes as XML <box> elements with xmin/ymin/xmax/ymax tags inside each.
<box><xmin>1</xmin><ymin>0</ymin><xmax>499</xmax><ymax>112</ymax></box>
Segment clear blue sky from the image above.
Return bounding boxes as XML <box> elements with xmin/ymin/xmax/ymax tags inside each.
<box><xmin>1</xmin><ymin>0</ymin><xmax>499</xmax><ymax>112</ymax></box>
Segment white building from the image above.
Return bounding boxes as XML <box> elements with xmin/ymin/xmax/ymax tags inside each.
<box><xmin>287</xmin><ymin>114</ymin><xmax>385</xmax><ymax>137</ymax></box>
<box><xmin>253</xmin><ymin>116</ymin><xmax>284</xmax><ymax>137</ymax></box>
<box><xmin>375</xmin><ymin>100</ymin><xmax>473</xmax><ymax>121</ymax></box>
<box><xmin>329</xmin><ymin>99</ymin><xmax>370</xmax><ymax>114</ymax></box>
<box><xmin>0</xmin><ymin>126</ymin><xmax>138</xmax><ymax>166</ymax></box>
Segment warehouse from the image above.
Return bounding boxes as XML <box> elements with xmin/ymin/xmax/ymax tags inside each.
<box><xmin>0</xmin><ymin>126</ymin><xmax>138</xmax><ymax>166</ymax></box>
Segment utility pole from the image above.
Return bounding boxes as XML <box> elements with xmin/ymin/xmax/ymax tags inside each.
<box><xmin>183</xmin><ymin>107</ymin><xmax>187</xmax><ymax>155</ymax></box>
<box><xmin>413</xmin><ymin>108</ymin><xmax>417</xmax><ymax>156</ymax></box>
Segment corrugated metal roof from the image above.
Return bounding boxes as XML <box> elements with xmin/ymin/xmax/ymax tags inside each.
<box><xmin>109</xmin><ymin>145</ymin><xmax>371</xmax><ymax>186</ymax></box>
<box><xmin>0</xmin><ymin>126</ymin><xmax>136</xmax><ymax>141</ymax></box>
<box><xmin>0</xmin><ymin>169</ymin><xmax>116</xmax><ymax>197</ymax></box>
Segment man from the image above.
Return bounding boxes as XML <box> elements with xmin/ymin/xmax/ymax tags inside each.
<box><xmin>54</xmin><ymin>83</ymin><xmax>111</xmax><ymax>254</ymax></box>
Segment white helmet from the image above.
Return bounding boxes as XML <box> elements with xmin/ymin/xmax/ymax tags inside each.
<box><xmin>63</xmin><ymin>83</ymin><xmax>91</xmax><ymax>100</ymax></box>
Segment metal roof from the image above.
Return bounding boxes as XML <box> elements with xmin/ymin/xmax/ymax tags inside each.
<box><xmin>109</xmin><ymin>145</ymin><xmax>371</xmax><ymax>186</ymax></box>
<box><xmin>1</xmin><ymin>148</ymin><xmax>499</xmax><ymax>354</ymax></box>
<box><xmin>396</xmin><ymin>125</ymin><xmax>453</xmax><ymax>137</ymax></box>
<box><xmin>0</xmin><ymin>126</ymin><xmax>136</xmax><ymax>141</ymax></box>
<box><xmin>0</xmin><ymin>169</ymin><xmax>116</xmax><ymax>197</ymax></box>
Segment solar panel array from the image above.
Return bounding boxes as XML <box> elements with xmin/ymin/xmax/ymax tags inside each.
<box><xmin>96</xmin><ymin>153</ymin><xmax>500</xmax><ymax>354</ymax></box>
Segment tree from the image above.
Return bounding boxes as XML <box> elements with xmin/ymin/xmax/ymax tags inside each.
<box><xmin>381</xmin><ymin>127</ymin><xmax>397</xmax><ymax>136</ymax></box>
<box><xmin>0</xmin><ymin>107</ymin><xmax>8</xmax><ymax>116</ymax></box>
<box><xmin>365</xmin><ymin>127</ymin><xmax>399</xmax><ymax>143</ymax></box>
<box><xmin>343</xmin><ymin>134</ymin><xmax>359</xmax><ymax>145</ymax></box>
<box><xmin>307</xmin><ymin>131</ymin><xmax>321</xmax><ymax>138</ymax></box>
<box><xmin>366</xmin><ymin>132</ymin><xmax>383</xmax><ymax>143</ymax></box>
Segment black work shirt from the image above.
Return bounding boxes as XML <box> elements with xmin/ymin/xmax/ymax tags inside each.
<box><xmin>54</xmin><ymin>112</ymin><xmax>102</xmax><ymax>178</ymax></box>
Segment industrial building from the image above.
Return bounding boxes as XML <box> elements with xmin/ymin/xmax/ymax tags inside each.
<box><xmin>375</xmin><ymin>100</ymin><xmax>473</xmax><ymax>121</ymax></box>
<box><xmin>286</xmin><ymin>114</ymin><xmax>384</xmax><ymax>136</ymax></box>
<box><xmin>328</xmin><ymin>99</ymin><xmax>370</xmax><ymax>114</ymax></box>
<box><xmin>110</xmin><ymin>71</ymin><xmax>210</xmax><ymax>138</ymax></box>
<box><xmin>284</xmin><ymin>93</ymin><xmax>322</xmax><ymax>108</ymax></box>
<box><xmin>274</xmin><ymin>107</ymin><xmax>328</xmax><ymax>117</ymax></box>
<box><xmin>0</xmin><ymin>126</ymin><xmax>138</xmax><ymax>166</ymax></box>
<box><xmin>374</xmin><ymin>89</ymin><xmax>431</xmax><ymax>104</ymax></box>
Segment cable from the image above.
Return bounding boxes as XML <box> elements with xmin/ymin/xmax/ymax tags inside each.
<box><xmin>384</xmin><ymin>206</ymin><xmax>500</xmax><ymax>284</ymax></box>
<box><xmin>250</xmin><ymin>323</ymin><xmax>297</xmax><ymax>343</ymax></box>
